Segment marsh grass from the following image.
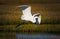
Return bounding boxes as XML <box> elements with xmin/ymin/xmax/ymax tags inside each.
<box><xmin>41</xmin><ymin>18</ymin><xmax>60</xmax><ymax>24</ymax></box>
<box><xmin>0</xmin><ymin>11</ymin><xmax>11</xmax><ymax>15</ymax></box>
<box><xmin>0</xmin><ymin>17</ymin><xmax>60</xmax><ymax>25</ymax></box>
<box><xmin>1</xmin><ymin>0</ymin><xmax>60</xmax><ymax>5</ymax></box>
<box><xmin>0</xmin><ymin>19</ymin><xmax>22</xmax><ymax>25</ymax></box>
<box><xmin>0</xmin><ymin>24</ymin><xmax>60</xmax><ymax>33</ymax></box>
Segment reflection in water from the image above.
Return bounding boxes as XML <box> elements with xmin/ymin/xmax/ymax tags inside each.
<box><xmin>16</xmin><ymin>33</ymin><xmax>59</xmax><ymax>39</ymax></box>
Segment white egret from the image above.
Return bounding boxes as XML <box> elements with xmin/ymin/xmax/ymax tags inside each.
<box><xmin>17</xmin><ymin>5</ymin><xmax>41</xmax><ymax>25</ymax></box>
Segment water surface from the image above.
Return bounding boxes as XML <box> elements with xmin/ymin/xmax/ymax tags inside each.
<box><xmin>16</xmin><ymin>33</ymin><xmax>60</xmax><ymax>39</ymax></box>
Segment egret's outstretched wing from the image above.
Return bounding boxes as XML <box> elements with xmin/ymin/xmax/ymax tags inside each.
<box><xmin>17</xmin><ymin>5</ymin><xmax>33</xmax><ymax>21</ymax></box>
<box><xmin>17</xmin><ymin>5</ymin><xmax>32</xmax><ymax>16</ymax></box>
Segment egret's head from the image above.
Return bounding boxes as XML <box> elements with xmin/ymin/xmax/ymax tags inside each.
<box><xmin>33</xmin><ymin>13</ymin><xmax>41</xmax><ymax>24</ymax></box>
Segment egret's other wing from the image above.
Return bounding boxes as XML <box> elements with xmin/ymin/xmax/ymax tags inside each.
<box><xmin>33</xmin><ymin>13</ymin><xmax>40</xmax><ymax>17</ymax></box>
<box><xmin>33</xmin><ymin>13</ymin><xmax>41</xmax><ymax>24</ymax></box>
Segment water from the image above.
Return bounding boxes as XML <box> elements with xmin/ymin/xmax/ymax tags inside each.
<box><xmin>16</xmin><ymin>33</ymin><xmax>60</xmax><ymax>39</ymax></box>
<box><xmin>0</xmin><ymin>32</ymin><xmax>60</xmax><ymax>39</ymax></box>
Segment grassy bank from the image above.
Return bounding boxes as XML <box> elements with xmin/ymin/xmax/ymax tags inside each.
<box><xmin>0</xmin><ymin>24</ymin><xmax>60</xmax><ymax>34</ymax></box>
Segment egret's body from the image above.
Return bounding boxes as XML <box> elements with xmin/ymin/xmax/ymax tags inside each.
<box><xmin>17</xmin><ymin>5</ymin><xmax>41</xmax><ymax>24</ymax></box>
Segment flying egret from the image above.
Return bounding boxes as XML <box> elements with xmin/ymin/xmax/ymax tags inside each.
<box><xmin>16</xmin><ymin>5</ymin><xmax>41</xmax><ymax>27</ymax></box>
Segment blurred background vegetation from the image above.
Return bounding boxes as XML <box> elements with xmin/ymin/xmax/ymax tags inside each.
<box><xmin>0</xmin><ymin>0</ymin><xmax>60</xmax><ymax>33</ymax></box>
